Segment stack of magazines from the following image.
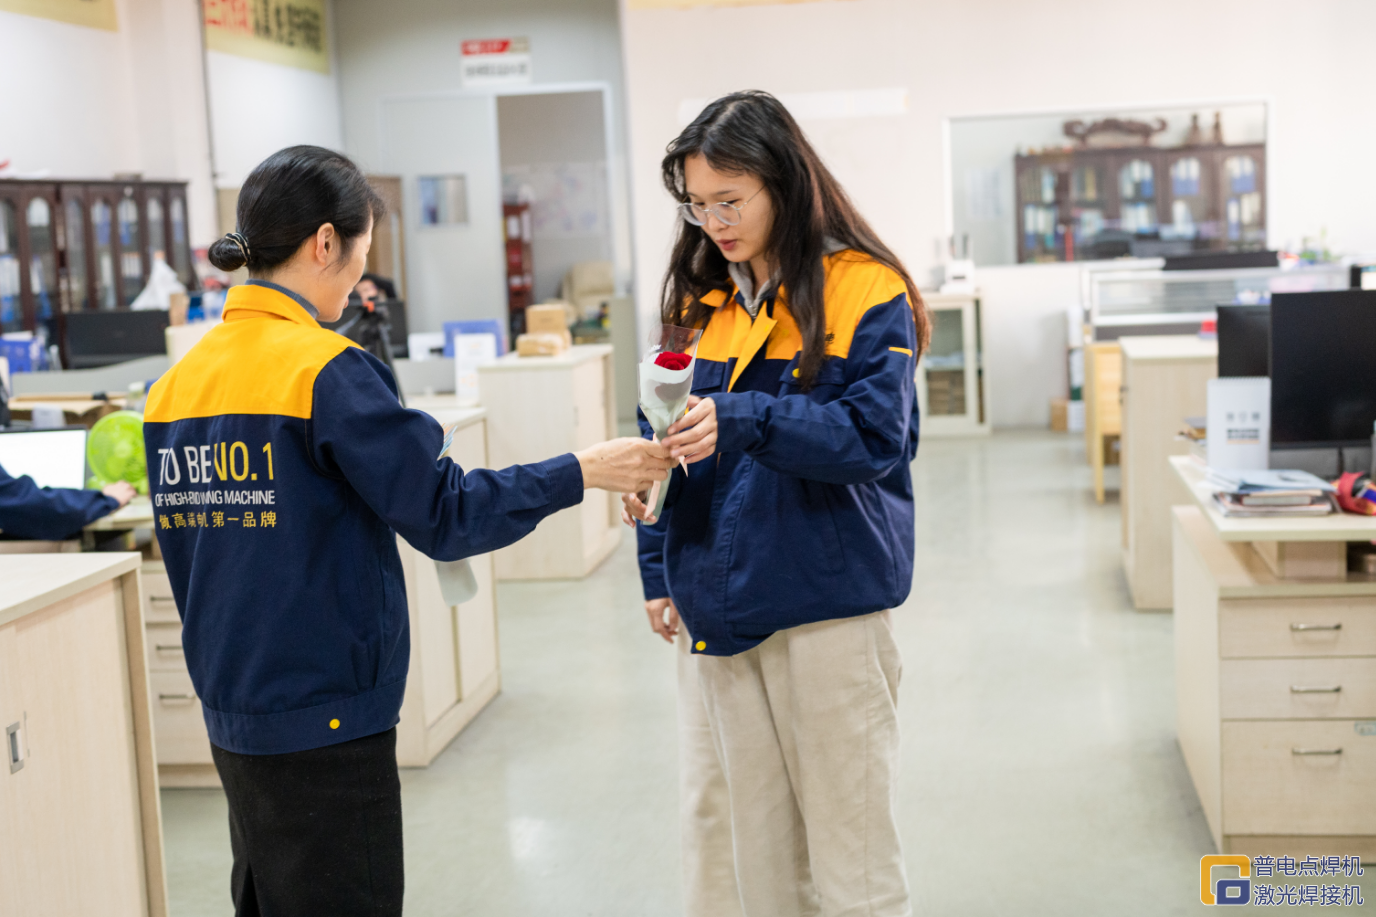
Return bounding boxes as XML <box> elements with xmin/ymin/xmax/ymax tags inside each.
<box><xmin>1204</xmin><ymin>468</ymin><xmax>1337</xmax><ymax>518</ymax></box>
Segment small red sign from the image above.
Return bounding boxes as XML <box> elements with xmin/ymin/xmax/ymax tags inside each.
<box><xmin>462</xmin><ymin>39</ymin><xmax>511</xmax><ymax>56</ymax></box>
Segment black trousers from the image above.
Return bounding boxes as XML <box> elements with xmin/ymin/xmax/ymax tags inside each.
<box><xmin>211</xmin><ymin>728</ymin><xmax>404</xmax><ymax>917</ymax></box>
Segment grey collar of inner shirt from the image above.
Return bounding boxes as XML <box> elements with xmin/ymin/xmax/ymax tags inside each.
<box><xmin>246</xmin><ymin>279</ymin><xmax>320</xmax><ymax>320</ymax></box>
<box><xmin>726</xmin><ymin>237</ymin><xmax>848</xmax><ymax>319</ymax></box>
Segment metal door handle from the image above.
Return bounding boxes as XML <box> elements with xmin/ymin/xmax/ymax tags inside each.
<box><xmin>1291</xmin><ymin>685</ymin><xmax>1342</xmax><ymax>694</ymax></box>
<box><xmin>1291</xmin><ymin>622</ymin><xmax>1342</xmax><ymax>631</ymax></box>
<box><xmin>149</xmin><ymin>596</ymin><xmax>177</xmax><ymax>604</ymax></box>
<box><xmin>1292</xmin><ymin>747</ymin><xmax>1343</xmax><ymax>756</ymax></box>
<box><xmin>158</xmin><ymin>693</ymin><xmax>196</xmax><ymax>703</ymax></box>
<box><xmin>6</xmin><ymin>722</ymin><xmax>23</xmax><ymax>774</ymax></box>
<box><xmin>154</xmin><ymin>644</ymin><xmax>183</xmax><ymax>654</ymax></box>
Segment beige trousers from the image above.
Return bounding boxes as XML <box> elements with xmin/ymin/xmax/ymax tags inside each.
<box><xmin>677</xmin><ymin>611</ymin><xmax>910</xmax><ymax>917</ymax></box>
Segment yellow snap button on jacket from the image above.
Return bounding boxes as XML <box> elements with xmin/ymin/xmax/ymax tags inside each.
<box><xmin>695</xmin><ymin>641</ymin><xmax>706</xmax><ymax>651</ymax></box>
<box><xmin>792</xmin><ymin>368</ymin><xmax>800</xmax><ymax>378</ymax></box>
<box><xmin>329</xmin><ymin>718</ymin><xmax>341</xmax><ymax>729</ymax></box>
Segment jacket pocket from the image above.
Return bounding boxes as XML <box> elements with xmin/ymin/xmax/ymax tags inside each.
<box><xmin>691</xmin><ymin>359</ymin><xmax>726</xmax><ymax>395</ymax></box>
<box><xmin>777</xmin><ymin>358</ymin><xmax>848</xmax><ymax>400</ymax></box>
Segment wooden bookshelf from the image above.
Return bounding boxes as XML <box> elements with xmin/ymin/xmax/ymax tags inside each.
<box><xmin>1014</xmin><ymin>143</ymin><xmax>1265</xmax><ymax>264</ymax></box>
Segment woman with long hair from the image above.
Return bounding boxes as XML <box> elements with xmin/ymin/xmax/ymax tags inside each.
<box><xmin>144</xmin><ymin>145</ymin><xmax>670</xmax><ymax>915</ymax></box>
<box><xmin>625</xmin><ymin>91</ymin><xmax>930</xmax><ymax>917</ymax></box>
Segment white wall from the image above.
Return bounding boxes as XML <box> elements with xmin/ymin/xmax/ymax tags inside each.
<box><xmin>620</xmin><ymin>0</ymin><xmax>1376</xmax><ymax>427</ymax></box>
<box><xmin>0</xmin><ymin>0</ymin><xmax>217</xmax><ymax>246</ymax></box>
<box><xmin>203</xmin><ymin>1</ymin><xmax>345</xmax><ymax>191</ymax></box>
<box><xmin>333</xmin><ymin>0</ymin><xmax>632</xmax><ymax>331</ymax></box>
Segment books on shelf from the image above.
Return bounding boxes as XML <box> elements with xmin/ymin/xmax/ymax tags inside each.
<box><xmin>1203</xmin><ymin>468</ymin><xmax>1336</xmax><ymax>518</ymax></box>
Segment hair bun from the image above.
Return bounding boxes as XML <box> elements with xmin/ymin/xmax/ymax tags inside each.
<box><xmin>208</xmin><ymin>232</ymin><xmax>250</xmax><ymax>272</ymax></box>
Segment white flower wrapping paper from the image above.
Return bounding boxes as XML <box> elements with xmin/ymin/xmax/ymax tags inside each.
<box><xmin>638</xmin><ymin>325</ymin><xmax>701</xmax><ymax>519</ymax></box>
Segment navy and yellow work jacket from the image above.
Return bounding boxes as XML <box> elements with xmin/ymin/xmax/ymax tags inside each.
<box><xmin>0</xmin><ymin>464</ymin><xmax>119</xmax><ymax>540</ymax></box>
<box><xmin>637</xmin><ymin>250</ymin><xmax>919</xmax><ymax>656</ymax></box>
<box><xmin>144</xmin><ymin>283</ymin><xmax>584</xmax><ymax>755</ymax></box>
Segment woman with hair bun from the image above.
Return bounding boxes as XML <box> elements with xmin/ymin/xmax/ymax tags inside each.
<box><xmin>144</xmin><ymin>145</ymin><xmax>671</xmax><ymax>915</ymax></box>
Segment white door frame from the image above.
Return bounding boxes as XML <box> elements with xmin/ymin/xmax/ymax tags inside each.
<box><xmin>375</xmin><ymin>81</ymin><xmax>630</xmax><ymax>300</ymax></box>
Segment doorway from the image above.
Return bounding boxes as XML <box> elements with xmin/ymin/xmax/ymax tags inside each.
<box><xmin>378</xmin><ymin>85</ymin><xmax>623</xmax><ymax>337</ymax></box>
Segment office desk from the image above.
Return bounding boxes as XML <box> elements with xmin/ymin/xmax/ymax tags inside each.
<box><xmin>0</xmin><ymin>553</ymin><xmax>168</xmax><ymax>916</ymax></box>
<box><xmin>478</xmin><ymin>345</ymin><xmax>620</xmax><ymax>579</ymax></box>
<box><xmin>1170</xmin><ymin>457</ymin><xmax>1376</xmax><ymax>861</ymax></box>
<box><xmin>1119</xmin><ymin>336</ymin><xmax>1215</xmax><ymax>609</ymax></box>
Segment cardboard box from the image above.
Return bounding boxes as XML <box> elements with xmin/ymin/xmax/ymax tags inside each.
<box><xmin>1050</xmin><ymin>397</ymin><xmax>1068</xmax><ymax>432</ymax></box>
<box><xmin>516</xmin><ymin>331</ymin><xmax>570</xmax><ymax>357</ymax></box>
<box><xmin>525</xmin><ymin>303</ymin><xmax>570</xmax><ymax>336</ymax></box>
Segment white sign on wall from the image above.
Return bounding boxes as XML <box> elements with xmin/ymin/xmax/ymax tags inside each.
<box><xmin>461</xmin><ymin>38</ymin><xmax>532</xmax><ymax>88</ymax></box>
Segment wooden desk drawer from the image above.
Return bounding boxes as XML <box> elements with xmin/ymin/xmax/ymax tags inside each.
<box><xmin>1220</xmin><ymin>597</ymin><xmax>1376</xmax><ymax>658</ymax></box>
<box><xmin>141</xmin><ymin>569</ymin><xmax>180</xmax><ymax>624</ymax></box>
<box><xmin>1222</xmin><ymin>720</ymin><xmax>1376</xmax><ymax>835</ymax></box>
<box><xmin>1221</xmin><ymin>658</ymin><xmax>1376</xmax><ymax>720</ymax></box>
<box><xmin>145</xmin><ymin>622</ymin><xmax>187</xmax><ymax>673</ymax></box>
<box><xmin>149</xmin><ymin>671</ymin><xmax>213</xmax><ymax>765</ymax></box>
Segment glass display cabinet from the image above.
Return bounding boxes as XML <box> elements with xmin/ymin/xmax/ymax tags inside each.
<box><xmin>0</xmin><ymin>179</ymin><xmax>193</xmax><ymax>364</ymax></box>
<box><xmin>914</xmin><ymin>292</ymin><xmax>989</xmax><ymax>436</ymax></box>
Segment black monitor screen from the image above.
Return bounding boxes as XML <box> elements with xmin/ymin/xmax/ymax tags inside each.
<box><xmin>65</xmin><ymin>309</ymin><xmax>171</xmax><ymax>369</ymax></box>
<box><xmin>1217</xmin><ymin>304</ymin><xmax>1270</xmax><ymax>378</ymax></box>
<box><xmin>1270</xmin><ymin>290</ymin><xmax>1376</xmax><ymax>448</ymax></box>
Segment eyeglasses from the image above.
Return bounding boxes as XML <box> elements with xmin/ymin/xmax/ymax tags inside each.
<box><xmin>679</xmin><ymin>188</ymin><xmax>764</xmax><ymax>227</ymax></box>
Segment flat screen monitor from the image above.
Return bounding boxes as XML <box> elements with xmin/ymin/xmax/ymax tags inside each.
<box><xmin>1216</xmin><ymin>304</ymin><xmax>1270</xmax><ymax>378</ymax></box>
<box><xmin>65</xmin><ymin>310</ymin><xmax>170</xmax><ymax>369</ymax></box>
<box><xmin>0</xmin><ymin>427</ymin><xmax>88</xmax><ymax>490</ymax></box>
<box><xmin>1270</xmin><ymin>290</ymin><xmax>1376</xmax><ymax>448</ymax></box>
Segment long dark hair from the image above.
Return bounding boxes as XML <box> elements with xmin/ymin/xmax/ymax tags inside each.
<box><xmin>660</xmin><ymin>91</ymin><xmax>929</xmax><ymax>388</ymax></box>
<box><xmin>208</xmin><ymin>145</ymin><xmax>384</xmax><ymax>274</ymax></box>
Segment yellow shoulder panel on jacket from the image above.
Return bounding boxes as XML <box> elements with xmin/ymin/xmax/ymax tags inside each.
<box><xmin>145</xmin><ymin>318</ymin><xmax>357</xmax><ymax>422</ymax></box>
<box><xmin>822</xmin><ymin>252</ymin><xmax>911</xmax><ymax>359</ymax></box>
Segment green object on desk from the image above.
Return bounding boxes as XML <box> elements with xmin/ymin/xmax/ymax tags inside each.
<box><xmin>88</xmin><ymin>410</ymin><xmax>148</xmax><ymax>495</ymax></box>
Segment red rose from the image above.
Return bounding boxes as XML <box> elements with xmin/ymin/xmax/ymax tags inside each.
<box><xmin>654</xmin><ymin>351</ymin><xmax>691</xmax><ymax>371</ymax></box>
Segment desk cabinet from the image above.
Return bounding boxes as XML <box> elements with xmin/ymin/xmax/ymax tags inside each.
<box><xmin>147</xmin><ymin>410</ymin><xmax>501</xmax><ymax>782</ymax></box>
<box><xmin>1119</xmin><ymin>335</ymin><xmax>1216</xmax><ymax>609</ymax></box>
<box><xmin>478</xmin><ymin>344</ymin><xmax>621</xmax><ymax>579</ymax></box>
<box><xmin>0</xmin><ymin>554</ymin><xmax>167</xmax><ymax>916</ymax></box>
<box><xmin>1173</xmin><ymin>506</ymin><xmax>1376</xmax><ymax>861</ymax></box>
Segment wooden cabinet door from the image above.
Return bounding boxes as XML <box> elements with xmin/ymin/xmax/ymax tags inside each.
<box><xmin>0</xmin><ymin>582</ymin><xmax>149</xmax><ymax>915</ymax></box>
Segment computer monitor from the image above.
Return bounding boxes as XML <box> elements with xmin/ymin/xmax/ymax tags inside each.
<box><xmin>1270</xmin><ymin>290</ymin><xmax>1376</xmax><ymax>448</ymax></box>
<box><xmin>65</xmin><ymin>310</ymin><xmax>170</xmax><ymax>369</ymax></box>
<box><xmin>1216</xmin><ymin>304</ymin><xmax>1270</xmax><ymax>378</ymax></box>
<box><xmin>0</xmin><ymin>427</ymin><xmax>88</xmax><ymax>490</ymax></box>
<box><xmin>321</xmin><ymin>300</ymin><xmax>409</xmax><ymax>358</ymax></box>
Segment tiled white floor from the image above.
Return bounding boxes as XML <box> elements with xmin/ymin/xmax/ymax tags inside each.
<box><xmin>160</xmin><ymin>431</ymin><xmax>1374</xmax><ymax>915</ymax></box>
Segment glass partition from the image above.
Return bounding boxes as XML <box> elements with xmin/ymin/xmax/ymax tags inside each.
<box><xmin>924</xmin><ymin>307</ymin><xmax>967</xmax><ymax>416</ymax></box>
<box><xmin>0</xmin><ymin>201</ymin><xmax>19</xmax><ymax>332</ymax></box>
<box><xmin>26</xmin><ymin>198</ymin><xmax>56</xmax><ymax>323</ymax></box>
<box><xmin>170</xmin><ymin>195</ymin><xmax>191</xmax><ymax>283</ymax></box>
<box><xmin>64</xmin><ymin>199</ymin><xmax>88</xmax><ymax>311</ymax></box>
<box><xmin>117</xmin><ymin>196</ymin><xmax>141</xmax><ymax>305</ymax></box>
<box><xmin>147</xmin><ymin>195</ymin><xmax>165</xmax><ymax>264</ymax></box>
<box><xmin>92</xmin><ymin>199</ymin><xmax>116</xmax><ymax>309</ymax></box>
